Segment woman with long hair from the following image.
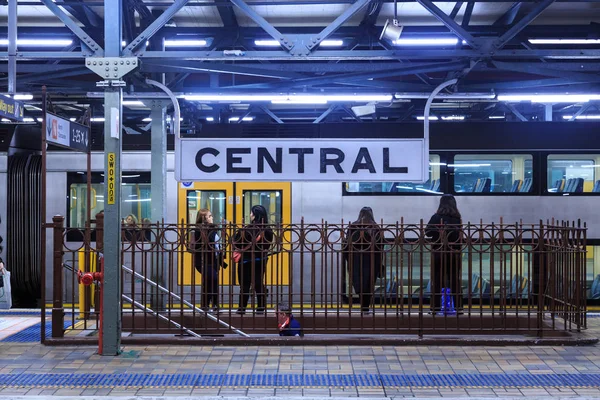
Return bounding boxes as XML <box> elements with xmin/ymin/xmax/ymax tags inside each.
<box><xmin>342</xmin><ymin>206</ymin><xmax>385</xmax><ymax>314</ymax></box>
<box><xmin>192</xmin><ymin>208</ymin><xmax>226</xmax><ymax>313</ymax></box>
<box><xmin>425</xmin><ymin>194</ymin><xmax>463</xmax><ymax>315</ymax></box>
<box><xmin>233</xmin><ymin>205</ymin><xmax>274</xmax><ymax>314</ymax></box>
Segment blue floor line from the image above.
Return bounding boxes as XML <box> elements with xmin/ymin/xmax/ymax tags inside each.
<box><xmin>1</xmin><ymin>321</ymin><xmax>73</xmax><ymax>343</ymax></box>
<box><xmin>0</xmin><ymin>373</ymin><xmax>598</xmax><ymax>388</ymax></box>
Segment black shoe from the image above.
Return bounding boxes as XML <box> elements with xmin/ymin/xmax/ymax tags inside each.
<box><xmin>236</xmin><ymin>308</ymin><xmax>246</xmax><ymax>315</ymax></box>
<box><xmin>255</xmin><ymin>307</ymin><xmax>265</xmax><ymax>315</ymax></box>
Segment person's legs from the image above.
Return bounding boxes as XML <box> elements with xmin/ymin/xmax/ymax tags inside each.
<box><xmin>237</xmin><ymin>263</ymin><xmax>250</xmax><ymax>312</ymax></box>
<box><xmin>255</xmin><ymin>259</ymin><xmax>267</xmax><ymax>312</ymax></box>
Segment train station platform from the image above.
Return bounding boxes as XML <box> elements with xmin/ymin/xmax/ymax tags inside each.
<box><xmin>0</xmin><ymin>311</ymin><xmax>599</xmax><ymax>398</ymax></box>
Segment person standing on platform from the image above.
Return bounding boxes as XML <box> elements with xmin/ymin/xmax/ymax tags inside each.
<box><xmin>425</xmin><ymin>194</ymin><xmax>463</xmax><ymax>315</ymax></box>
<box><xmin>342</xmin><ymin>206</ymin><xmax>385</xmax><ymax>314</ymax></box>
<box><xmin>192</xmin><ymin>209</ymin><xmax>227</xmax><ymax>313</ymax></box>
<box><xmin>233</xmin><ymin>205</ymin><xmax>274</xmax><ymax>315</ymax></box>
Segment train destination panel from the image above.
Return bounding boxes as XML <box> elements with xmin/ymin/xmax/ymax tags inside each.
<box><xmin>176</xmin><ymin>139</ymin><xmax>428</xmax><ymax>182</ymax></box>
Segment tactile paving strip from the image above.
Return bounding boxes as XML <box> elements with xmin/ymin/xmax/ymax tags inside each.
<box><xmin>0</xmin><ymin>373</ymin><xmax>598</xmax><ymax>389</ymax></box>
<box><xmin>0</xmin><ymin>321</ymin><xmax>73</xmax><ymax>343</ymax></box>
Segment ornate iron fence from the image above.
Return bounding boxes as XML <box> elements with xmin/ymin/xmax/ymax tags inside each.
<box><xmin>47</xmin><ymin>215</ymin><xmax>586</xmax><ymax>342</ymax></box>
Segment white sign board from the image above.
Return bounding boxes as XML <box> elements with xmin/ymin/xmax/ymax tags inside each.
<box><xmin>46</xmin><ymin>113</ymin><xmax>70</xmax><ymax>148</ymax></box>
<box><xmin>175</xmin><ymin>138</ymin><xmax>428</xmax><ymax>182</ymax></box>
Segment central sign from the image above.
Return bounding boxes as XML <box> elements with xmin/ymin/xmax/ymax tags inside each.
<box><xmin>176</xmin><ymin>138</ymin><xmax>428</xmax><ymax>182</ymax></box>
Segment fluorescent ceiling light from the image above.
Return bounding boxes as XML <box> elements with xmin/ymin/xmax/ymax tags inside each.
<box><xmin>562</xmin><ymin>115</ymin><xmax>600</xmax><ymax>120</ymax></box>
<box><xmin>12</xmin><ymin>94</ymin><xmax>33</xmax><ymax>100</ymax></box>
<box><xmin>22</xmin><ymin>117</ymin><xmax>34</xmax><ymax>122</ymax></box>
<box><xmin>272</xmin><ymin>98</ymin><xmax>328</xmax><ymax>105</ymax></box>
<box><xmin>1</xmin><ymin>118</ymin><xmax>9</xmax><ymax>122</ymax></box>
<box><xmin>36</xmin><ymin>118</ymin><xmax>43</xmax><ymax>122</ymax></box>
<box><xmin>395</xmin><ymin>92</ymin><xmax>495</xmax><ymax>100</ymax></box>
<box><xmin>91</xmin><ymin>117</ymin><xmax>105</xmax><ymax>122</ymax></box>
<box><xmin>0</xmin><ymin>38</ymin><xmax>73</xmax><ymax>46</ymax></box>
<box><xmin>498</xmin><ymin>94</ymin><xmax>600</xmax><ymax>103</ymax></box>
<box><xmin>441</xmin><ymin>115</ymin><xmax>465</xmax><ymax>121</ymax></box>
<box><xmin>529</xmin><ymin>39</ymin><xmax>600</xmax><ymax>45</ymax></box>
<box><xmin>164</xmin><ymin>39</ymin><xmax>208</xmax><ymax>47</ymax></box>
<box><xmin>184</xmin><ymin>93</ymin><xmax>392</xmax><ymax>103</ymax></box>
<box><xmin>69</xmin><ymin>118</ymin><xmax>76</xmax><ymax>122</ymax></box>
<box><xmin>229</xmin><ymin>116</ymin><xmax>254</xmax><ymax>122</ymax></box>
<box><xmin>255</xmin><ymin>39</ymin><xmax>343</xmax><ymax>47</ymax></box>
<box><xmin>393</xmin><ymin>38</ymin><xmax>459</xmax><ymax>46</ymax></box>
<box><xmin>429</xmin><ymin>162</ymin><xmax>447</xmax><ymax>166</ymax></box>
<box><xmin>489</xmin><ymin>115</ymin><xmax>505</xmax><ymax>119</ymax></box>
<box><xmin>416</xmin><ymin>116</ymin><xmax>439</xmax><ymax>120</ymax></box>
<box><xmin>448</xmin><ymin>163</ymin><xmax>492</xmax><ymax>168</ymax></box>
<box><xmin>123</xmin><ymin>100</ymin><xmax>145</xmax><ymax>106</ymax></box>
<box><xmin>206</xmin><ymin>117</ymin><xmax>214</xmax><ymax>122</ymax></box>
<box><xmin>142</xmin><ymin>117</ymin><xmax>151</xmax><ymax>122</ymax></box>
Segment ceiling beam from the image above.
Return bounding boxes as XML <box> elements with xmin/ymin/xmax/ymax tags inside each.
<box><xmin>449</xmin><ymin>2</ymin><xmax>464</xmax><ymax>20</ymax></box>
<box><xmin>38</xmin><ymin>0</ymin><xmax>104</xmax><ymax>56</ymax></box>
<box><xmin>461</xmin><ymin>2</ymin><xmax>474</xmax><ymax>27</ymax></box>
<box><xmin>123</xmin><ymin>0</ymin><xmax>191</xmax><ymax>56</ymax></box>
<box><xmin>493</xmin><ymin>2</ymin><xmax>522</xmax><ymax>26</ymax></box>
<box><xmin>415</xmin><ymin>0</ymin><xmax>479</xmax><ymax>48</ymax></box>
<box><xmin>493</xmin><ymin>0</ymin><xmax>555</xmax><ymax>49</ymax></box>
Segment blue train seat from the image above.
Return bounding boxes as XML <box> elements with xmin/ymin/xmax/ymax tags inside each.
<box><xmin>510</xmin><ymin>180</ymin><xmax>522</xmax><ymax>192</ymax></box>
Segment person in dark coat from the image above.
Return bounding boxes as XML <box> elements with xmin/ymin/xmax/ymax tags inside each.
<box><xmin>232</xmin><ymin>205</ymin><xmax>274</xmax><ymax>315</ymax></box>
<box><xmin>425</xmin><ymin>194</ymin><xmax>463</xmax><ymax>315</ymax></box>
<box><xmin>277</xmin><ymin>303</ymin><xmax>303</xmax><ymax>337</ymax></box>
<box><xmin>192</xmin><ymin>208</ymin><xmax>227</xmax><ymax>313</ymax></box>
<box><xmin>343</xmin><ymin>207</ymin><xmax>385</xmax><ymax>314</ymax></box>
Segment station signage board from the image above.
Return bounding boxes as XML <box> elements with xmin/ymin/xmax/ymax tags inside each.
<box><xmin>0</xmin><ymin>95</ymin><xmax>24</xmax><ymax>121</ymax></box>
<box><xmin>175</xmin><ymin>138</ymin><xmax>428</xmax><ymax>183</ymax></box>
<box><xmin>46</xmin><ymin>113</ymin><xmax>90</xmax><ymax>153</ymax></box>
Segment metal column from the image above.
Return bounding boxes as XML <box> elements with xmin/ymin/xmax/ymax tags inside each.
<box><xmin>8</xmin><ymin>0</ymin><xmax>17</xmax><ymax>93</ymax></box>
<box><xmin>102</xmin><ymin>0</ymin><xmax>123</xmax><ymax>356</ymax></box>
<box><xmin>150</xmin><ymin>102</ymin><xmax>167</xmax><ymax>222</ymax></box>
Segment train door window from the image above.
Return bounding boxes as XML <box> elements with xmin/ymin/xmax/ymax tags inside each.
<box><xmin>186</xmin><ymin>190</ymin><xmax>227</xmax><ymax>224</ymax></box>
<box><xmin>242</xmin><ymin>190</ymin><xmax>282</xmax><ymax>224</ymax></box>
<box><xmin>452</xmin><ymin>154</ymin><xmax>533</xmax><ymax>193</ymax></box>
<box><xmin>344</xmin><ymin>155</ymin><xmax>442</xmax><ymax>194</ymax></box>
<box><xmin>547</xmin><ymin>155</ymin><xmax>598</xmax><ymax>193</ymax></box>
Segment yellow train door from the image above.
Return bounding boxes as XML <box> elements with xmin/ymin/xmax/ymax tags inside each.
<box><xmin>177</xmin><ymin>181</ymin><xmax>291</xmax><ymax>304</ymax></box>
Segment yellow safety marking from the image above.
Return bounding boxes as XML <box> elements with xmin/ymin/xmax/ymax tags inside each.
<box><xmin>107</xmin><ymin>152</ymin><xmax>116</xmax><ymax>205</ymax></box>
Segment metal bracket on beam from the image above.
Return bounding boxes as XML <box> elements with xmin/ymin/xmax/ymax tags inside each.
<box><xmin>86</xmin><ymin>57</ymin><xmax>139</xmax><ymax>80</ymax></box>
<box><xmin>96</xmin><ymin>80</ymin><xmax>127</xmax><ymax>87</ymax></box>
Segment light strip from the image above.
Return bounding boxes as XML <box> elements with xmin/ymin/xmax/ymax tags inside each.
<box><xmin>448</xmin><ymin>164</ymin><xmax>492</xmax><ymax>168</ymax></box>
<box><xmin>164</xmin><ymin>39</ymin><xmax>208</xmax><ymax>47</ymax></box>
<box><xmin>229</xmin><ymin>116</ymin><xmax>254</xmax><ymax>122</ymax></box>
<box><xmin>498</xmin><ymin>94</ymin><xmax>600</xmax><ymax>103</ymax></box>
<box><xmin>562</xmin><ymin>115</ymin><xmax>600</xmax><ymax>120</ymax></box>
<box><xmin>395</xmin><ymin>92</ymin><xmax>495</xmax><ymax>100</ymax></box>
<box><xmin>206</xmin><ymin>117</ymin><xmax>215</xmax><ymax>122</ymax></box>
<box><xmin>13</xmin><ymin>94</ymin><xmax>33</xmax><ymax>100</ymax></box>
<box><xmin>489</xmin><ymin>115</ymin><xmax>505</xmax><ymax>119</ymax></box>
<box><xmin>91</xmin><ymin>117</ymin><xmax>105</xmax><ymax>122</ymax></box>
<box><xmin>416</xmin><ymin>116</ymin><xmax>439</xmax><ymax>120</ymax></box>
<box><xmin>255</xmin><ymin>39</ymin><xmax>343</xmax><ymax>47</ymax></box>
<box><xmin>184</xmin><ymin>93</ymin><xmax>392</xmax><ymax>103</ymax></box>
<box><xmin>441</xmin><ymin>115</ymin><xmax>465</xmax><ymax>121</ymax></box>
<box><xmin>529</xmin><ymin>39</ymin><xmax>600</xmax><ymax>45</ymax></box>
<box><xmin>393</xmin><ymin>38</ymin><xmax>459</xmax><ymax>46</ymax></box>
<box><xmin>123</xmin><ymin>100</ymin><xmax>145</xmax><ymax>106</ymax></box>
<box><xmin>0</xmin><ymin>39</ymin><xmax>73</xmax><ymax>46</ymax></box>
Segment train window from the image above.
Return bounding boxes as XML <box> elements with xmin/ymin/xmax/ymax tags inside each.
<box><xmin>66</xmin><ymin>172</ymin><xmax>151</xmax><ymax>230</ymax></box>
<box><xmin>547</xmin><ymin>155</ymin><xmax>599</xmax><ymax>193</ymax></box>
<box><xmin>242</xmin><ymin>190</ymin><xmax>282</xmax><ymax>224</ymax></box>
<box><xmin>344</xmin><ymin>155</ymin><xmax>443</xmax><ymax>194</ymax></box>
<box><xmin>452</xmin><ymin>154</ymin><xmax>533</xmax><ymax>193</ymax></box>
<box><xmin>186</xmin><ymin>190</ymin><xmax>227</xmax><ymax>224</ymax></box>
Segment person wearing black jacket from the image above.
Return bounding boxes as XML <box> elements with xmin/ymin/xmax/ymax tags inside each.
<box><xmin>232</xmin><ymin>205</ymin><xmax>274</xmax><ymax>315</ymax></box>
<box><xmin>425</xmin><ymin>194</ymin><xmax>463</xmax><ymax>314</ymax></box>
<box><xmin>342</xmin><ymin>207</ymin><xmax>385</xmax><ymax>314</ymax></box>
<box><xmin>192</xmin><ymin>209</ymin><xmax>227</xmax><ymax>313</ymax></box>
